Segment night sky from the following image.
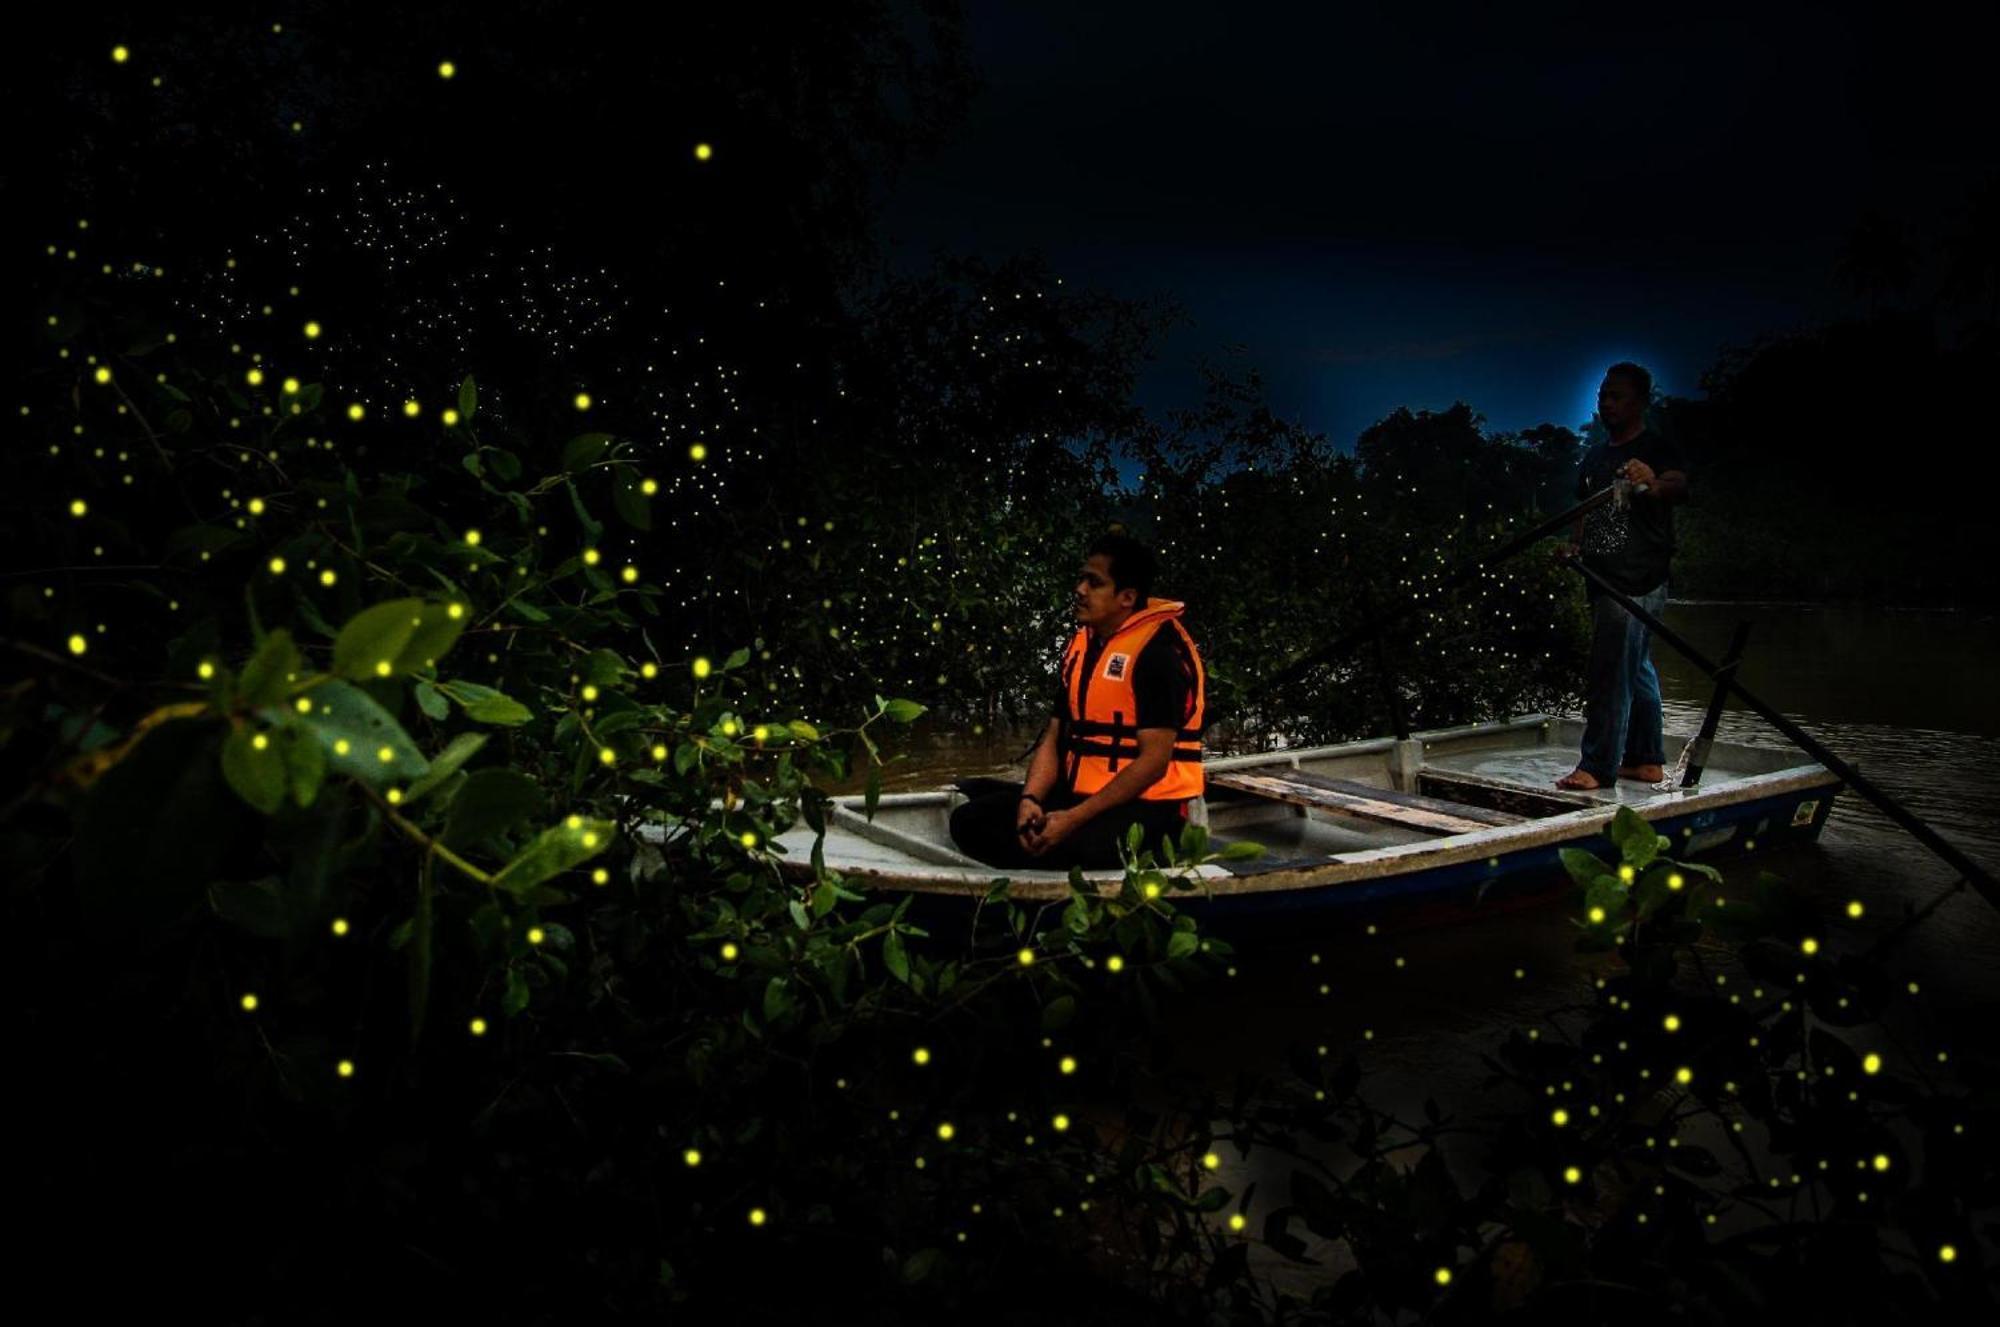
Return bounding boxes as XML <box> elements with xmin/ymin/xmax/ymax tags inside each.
<box><xmin>884</xmin><ymin>2</ymin><xmax>1997</xmax><ymax>443</ymax></box>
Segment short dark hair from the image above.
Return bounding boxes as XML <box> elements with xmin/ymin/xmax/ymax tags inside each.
<box><xmin>1086</xmin><ymin>532</ymin><xmax>1156</xmax><ymax>607</ymax></box>
<box><xmin>1605</xmin><ymin>361</ymin><xmax>1653</xmax><ymax>399</ymax></box>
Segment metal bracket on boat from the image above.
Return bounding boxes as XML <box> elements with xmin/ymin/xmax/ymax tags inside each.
<box><xmin>828</xmin><ymin>801</ymin><xmax>985</xmax><ymax>867</ymax></box>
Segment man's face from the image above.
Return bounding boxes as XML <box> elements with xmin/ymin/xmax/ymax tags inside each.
<box><xmin>1597</xmin><ymin>376</ymin><xmax>1644</xmax><ymax>435</ymax></box>
<box><xmin>1073</xmin><ymin>554</ymin><xmax>1135</xmax><ymax>632</ymax></box>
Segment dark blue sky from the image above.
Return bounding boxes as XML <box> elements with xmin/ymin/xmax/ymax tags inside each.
<box><xmin>882</xmin><ymin>2</ymin><xmax>1995</xmax><ymax>444</ymax></box>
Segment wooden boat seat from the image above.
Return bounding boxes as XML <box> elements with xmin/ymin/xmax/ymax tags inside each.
<box><xmin>1206</xmin><ymin>768</ymin><xmax>1525</xmax><ymax>835</ymax></box>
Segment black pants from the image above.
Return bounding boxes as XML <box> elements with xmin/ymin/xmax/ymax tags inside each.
<box><xmin>948</xmin><ymin>779</ymin><xmax>1189</xmax><ymax>871</ymax></box>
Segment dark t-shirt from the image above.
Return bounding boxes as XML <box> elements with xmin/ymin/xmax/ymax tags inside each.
<box><xmin>1051</xmin><ymin>625</ymin><xmax>1196</xmax><ymax>731</ymax></box>
<box><xmin>1576</xmin><ymin>429</ymin><xmax>1689</xmax><ymax>595</ymax></box>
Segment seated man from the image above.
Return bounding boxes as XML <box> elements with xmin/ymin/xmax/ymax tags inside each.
<box><xmin>950</xmin><ymin>533</ymin><xmax>1207</xmax><ymax>871</ymax></box>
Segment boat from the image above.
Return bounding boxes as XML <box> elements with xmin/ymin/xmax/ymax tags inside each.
<box><xmin>769</xmin><ymin>714</ymin><xmax>1842</xmax><ymax>929</ymax></box>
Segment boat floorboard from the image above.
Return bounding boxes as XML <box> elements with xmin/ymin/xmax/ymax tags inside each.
<box><xmin>1207</xmin><ymin>769</ymin><xmax>1503</xmax><ymax>835</ymax></box>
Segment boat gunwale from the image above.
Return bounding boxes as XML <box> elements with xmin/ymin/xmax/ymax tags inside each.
<box><xmin>777</xmin><ymin>715</ymin><xmax>1842</xmax><ymax>902</ymax></box>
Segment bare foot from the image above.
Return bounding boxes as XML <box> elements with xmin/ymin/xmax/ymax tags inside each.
<box><xmin>1555</xmin><ymin>768</ymin><xmax>1602</xmax><ymax>790</ymax></box>
<box><xmin>1619</xmin><ymin>764</ymin><xmax>1665</xmax><ymax>782</ymax></box>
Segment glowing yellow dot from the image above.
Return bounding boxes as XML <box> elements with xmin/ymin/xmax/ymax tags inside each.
<box><xmin>694</xmin><ymin>143</ymin><xmax>713</xmax><ymax>161</ymax></box>
<box><xmin>1872</xmin><ymin>1153</ymin><xmax>1890</xmax><ymax>1172</ymax></box>
<box><xmin>581</xmin><ymin>831</ymin><xmax>599</xmax><ymax>848</ymax></box>
<box><xmin>1052</xmin><ymin>1114</ymin><xmax>1070</xmax><ymax>1131</ymax></box>
<box><xmin>937</xmin><ymin>1123</ymin><xmax>955</xmax><ymax>1141</ymax></box>
<box><xmin>1016</xmin><ymin>948</ymin><xmax>1036</xmax><ymax>967</ymax></box>
<box><xmin>640</xmin><ymin>662</ymin><xmax>659</xmax><ymax>679</ymax></box>
<box><xmin>346</xmin><ymin>404</ymin><xmax>364</xmax><ymax>421</ymax></box>
<box><xmin>1202</xmin><ymin>1152</ymin><xmax>1220</xmax><ymax>1171</ymax></box>
<box><xmin>1563</xmin><ymin>1166</ymin><xmax>1582</xmax><ymax>1184</ymax></box>
<box><xmin>1059</xmin><ymin>1056</ymin><xmax>1077</xmax><ymax>1075</ymax></box>
<box><xmin>689</xmin><ymin>443</ymin><xmax>707</xmax><ymax>462</ymax></box>
<box><xmin>721</xmin><ymin>720</ymin><xmax>738</xmax><ymax>737</ymax></box>
<box><xmin>240</xmin><ymin>993</ymin><xmax>258</xmax><ymax>1012</ymax></box>
<box><xmin>1863</xmin><ymin>1053</ymin><xmax>1882</xmax><ymax>1075</ymax></box>
<box><xmin>251</xmin><ymin>733</ymin><xmax>270</xmax><ymax>751</ymax></box>
<box><xmin>1667</xmin><ymin>872</ymin><xmax>1684</xmax><ymax>891</ymax></box>
<box><xmin>598</xmin><ymin>747</ymin><xmax>617</xmax><ymax>766</ymax></box>
<box><xmin>1663</xmin><ymin>1014</ymin><xmax>1681</xmax><ymax>1032</ymax></box>
<box><xmin>1434</xmin><ymin>1267</ymin><xmax>1453</xmax><ymax>1287</ymax></box>
<box><xmin>748</xmin><ymin>1208</ymin><xmax>767</xmax><ymax>1227</ymax></box>
<box><xmin>442</xmin><ymin>408</ymin><xmax>459</xmax><ymax>426</ymax></box>
<box><xmin>1939</xmin><ymin>1244</ymin><xmax>1957</xmax><ymax>1263</ymax></box>
<box><xmin>1618</xmin><ymin>864</ymin><xmax>1635</xmax><ymax>883</ymax></box>
<box><xmin>1551</xmin><ymin>1109</ymin><xmax>1569</xmax><ymax>1127</ymax></box>
<box><xmin>402</xmin><ymin>400</ymin><xmax>421</xmax><ymax>418</ymax></box>
<box><xmin>1228</xmin><ymin>1213</ymin><xmax>1246</xmax><ymax>1232</ymax></box>
<box><xmin>67</xmin><ymin>634</ymin><xmax>87</xmax><ymax>656</ymax></box>
<box><xmin>331</xmin><ymin>918</ymin><xmax>349</xmax><ymax>936</ymax></box>
<box><xmin>573</xmin><ymin>392</ymin><xmax>592</xmax><ymax>411</ymax></box>
<box><xmin>651</xmin><ymin>744</ymin><xmax>667</xmax><ymax>762</ymax></box>
<box><xmin>1106</xmin><ymin>955</ymin><xmax>1125</xmax><ymax>973</ymax></box>
<box><xmin>566</xmin><ymin>815</ymin><xmax>583</xmax><ymax>829</ymax></box>
<box><xmin>641</xmin><ymin>478</ymin><xmax>659</xmax><ymax>496</ymax></box>
<box><xmin>463</xmin><ymin>528</ymin><xmax>482</xmax><ymax>546</ymax></box>
<box><xmin>621</xmin><ymin>565</ymin><xmax>639</xmax><ymax>584</ymax></box>
<box><xmin>692</xmin><ymin>656</ymin><xmax>712</xmax><ymax>679</ymax></box>
<box><xmin>1675</xmin><ymin>1066</ymin><xmax>1693</xmax><ymax>1085</ymax></box>
<box><xmin>112</xmin><ymin>45</ymin><xmax>130</xmax><ymax>63</ymax></box>
<box><xmin>385</xmin><ymin>788</ymin><xmax>403</xmax><ymax>804</ymax></box>
<box><xmin>438</xmin><ymin>61</ymin><xmax>456</xmax><ymax>79</ymax></box>
<box><xmin>592</xmin><ymin>868</ymin><xmax>610</xmax><ymax>885</ymax></box>
<box><xmin>283</xmin><ymin>378</ymin><xmax>300</xmax><ymax>395</ymax></box>
<box><xmin>376</xmin><ymin>745</ymin><xmax>394</xmax><ymax>763</ymax></box>
<box><xmin>266</xmin><ymin>557</ymin><xmax>287</xmax><ymax>576</ymax></box>
<box><xmin>739</xmin><ymin>831</ymin><xmax>757</xmax><ymax>849</ymax></box>
<box><xmin>1847</xmin><ymin>900</ymin><xmax>1864</xmax><ymax>918</ymax></box>
<box><xmin>753</xmin><ymin>726</ymin><xmax>768</xmax><ymax>742</ymax></box>
<box><xmin>304</xmin><ymin>321</ymin><xmax>322</xmax><ymax>339</ymax></box>
<box><xmin>582</xmin><ymin>547</ymin><xmax>601</xmax><ymax>566</ymax></box>
<box><xmin>1801</xmin><ymin>937</ymin><xmax>1820</xmax><ymax>955</ymax></box>
<box><xmin>248</xmin><ymin>497</ymin><xmax>267</xmax><ymax>516</ymax></box>
<box><xmin>337</xmin><ymin>1060</ymin><xmax>355</xmax><ymax>1079</ymax></box>
<box><xmin>1143</xmin><ymin>880</ymin><xmax>1161</xmax><ymax>899</ymax></box>
<box><xmin>334</xmin><ymin>739</ymin><xmax>351</xmax><ymax>756</ymax></box>
<box><xmin>199</xmin><ymin>661</ymin><xmax>216</xmax><ymax>679</ymax></box>
<box><xmin>69</xmin><ymin>498</ymin><xmax>88</xmax><ymax>517</ymax></box>
<box><xmin>720</xmin><ymin>942</ymin><xmax>739</xmax><ymax>961</ymax></box>
<box><xmin>446</xmin><ymin>602</ymin><xmax>464</xmax><ymax>620</ymax></box>
<box><xmin>94</xmin><ymin>366</ymin><xmax>112</xmax><ymax>384</ymax></box>
<box><xmin>1588</xmin><ymin>906</ymin><xmax>1607</xmax><ymax>924</ymax></box>
<box><xmin>527</xmin><ymin>927</ymin><xmax>545</xmax><ymax>945</ymax></box>
<box><xmin>246</xmin><ymin>368</ymin><xmax>265</xmax><ymax>386</ymax></box>
<box><xmin>684</xmin><ymin>1148</ymin><xmax>702</xmax><ymax>1166</ymax></box>
<box><xmin>469</xmin><ymin>1018</ymin><xmax>487</xmax><ymax>1036</ymax></box>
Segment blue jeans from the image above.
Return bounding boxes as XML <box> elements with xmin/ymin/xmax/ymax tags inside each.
<box><xmin>1578</xmin><ymin>583</ymin><xmax>1668</xmax><ymax>782</ymax></box>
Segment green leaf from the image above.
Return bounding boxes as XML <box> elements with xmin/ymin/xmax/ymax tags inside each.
<box><xmin>882</xmin><ymin>698</ymin><xmax>926</xmax><ymax>723</ymax></box>
<box><xmin>1559</xmin><ymin>846</ymin><xmax>1607</xmax><ymax>888</ymax></box>
<box><xmin>210</xmin><ymin>877</ymin><xmax>291</xmax><ymax>939</ymax></box>
<box><xmin>583</xmin><ymin>648</ymin><xmax>628</xmax><ymax>687</ymax></box>
<box><xmin>457</xmin><ymin>375</ymin><xmax>477</xmax><ymax>422</ymax></box>
<box><xmin>787</xmin><ymin>720</ymin><xmax>820</xmax><ymax>742</ymax></box>
<box><xmin>1167</xmin><ymin>929</ymin><xmax>1200</xmax><ymax>959</ymax></box>
<box><xmin>1041</xmin><ymin>994</ymin><xmax>1077</xmax><ymax>1031</ymax></box>
<box><xmin>1607</xmin><ymin>806</ymin><xmax>1659</xmax><ymax>870</ymax></box>
<box><xmin>443</xmin><ymin>768</ymin><xmax>544</xmax><ymax>849</ymax></box>
<box><xmin>436</xmin><ymin>679</ymin><xmax>533</xmax><ymax>725</ymax></box>
<box><xmin>882</xmin><ymin>929</ymin><xmax>911</xmax><ymax>984</ymax></box>
<box><xmin>1220</xmin><ymin>839</ymin><xmax>1265</xmax><ymax>861</ymax></box>
<box><xmin>278</xmin><ymin>720</ymin><xmax>326</xmax><ymax>807</ymax></box>
<box><xmin>221</xmin><ymin>726</ymin><xmax>286</xmax><ymax>814</ymax></box>
<box><xmin>864</xmin><ymin>765</ymin><xmax>882</xmax><ymax>822</ymax></box>
<box><xmin>491</xmin><ymin>818</ymin><xmax>616</xmax><ymax>896</ymax></box>
<box><xmin>332</xmin><ymin>599</ymin><xmax>424</xmax><ymax>680</ymax></box>
<box><xmin>613</xmin><ymin>468</ymin><xmax>653</xmax><ymax>531</ymax></box>
<box><xmin>723</xmin><ymin>646</ymin><xmax>751</xmax><ymax>671</ymax></box>
<box><xmin>297</xmin><ymin>679</ymin><xmax>428</xmax><ymax>786</ymax></box>
<box><xmin>562</xmin><ymin>432</ymin><xmax>613</xmax><ymax>474</ymax></box>
<box><xmin>900</xmin><ymin>1248</ymin><xmax>942</xmax><ymax>1285</ymax></box>
<box><xmin>1584</xmin><ymin>873</ymin><xmax>1627</xmax><ymax>921</ymax></box>
<box><xmin>413</xmin><ymin>679</ymin><xmax>449</xmax><ymax>720</ymax></box>
<box><xmin>401</xmin><ymin>733</ymin><xmax>488</xmax><ymax>807</ymax></box>
<box><xmin>400</xmin><ymin>600</ymin><xmax>469</xmax><ymax>674</ymax></box>
<box><xmin>237</xmin><ymin>629</ymin><xmax>301</xmax><ymax>708</ymax></box>
<box><xmin>502</xmin><ymin>967</ymin><xmax>530</xmax><ymax>1017</ymax></box>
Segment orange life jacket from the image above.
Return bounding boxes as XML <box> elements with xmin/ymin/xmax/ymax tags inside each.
<box><xmin>1057</xmin><ymin>599</ymin><xmax>1207</xmax><ymax>801</ymax></box>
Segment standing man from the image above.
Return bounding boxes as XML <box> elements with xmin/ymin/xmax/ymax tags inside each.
<box><xmin>1557</xmin><ymin>362</ymin><xmax>1689</xmax><ymax>790</ymax></box>
<box><xmin>950</xmin><ymin>532</ymin><xmax>1208</xmax><ymax>870</ymax></box>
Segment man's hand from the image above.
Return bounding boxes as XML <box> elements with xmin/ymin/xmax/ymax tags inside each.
<box><xmin>1024</xmin><ymin>807</ymin><xmax>1080</xmax><ymax>857</ymax></box>
<box><xmin>1015</xmin><ymin>798</ymin><xmax>1046</xmax><ymax>844</ymax></box>
<box><xmin>1621</xmin><ymin>458</ymin><xmax>1656</xmax><ymax>488</ymax></box>
<box><xmin>1553</xmin><ymin>541</ymin><xmax>1581</xmax><ymax>564</ymax></box>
